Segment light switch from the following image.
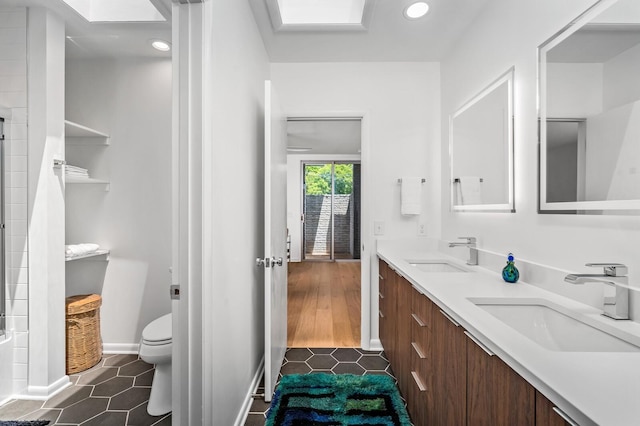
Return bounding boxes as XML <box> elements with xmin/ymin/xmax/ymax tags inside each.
<box><xmin>374</xmin><ymin>221</ymin><xmax>385</xmax><ymax>236</ymax></box>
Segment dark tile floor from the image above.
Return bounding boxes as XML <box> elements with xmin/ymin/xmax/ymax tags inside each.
<box><xmin>0</xmin><ymin>354</ymin><xmax>171</xmax><ymax>426</ymax></box>
<box><xmin>244</xmin><ymin>347</ymin><xmax>395</xmax><ymax>425</ymax></box>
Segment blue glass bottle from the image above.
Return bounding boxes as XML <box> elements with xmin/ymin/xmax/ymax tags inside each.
<box><xmin>502</xmin><ymin>253</ymin><xmax>519</xmax><ymax>283</ymax></box>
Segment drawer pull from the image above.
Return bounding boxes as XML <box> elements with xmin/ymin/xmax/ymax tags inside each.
<box><xmin>552</xmin><ymin>407</ymin><xmax>580</xmax><ymax>426</ymax></box>
<box><xmin>411</xmin><ymin>371</ymin><xmax>427</xmax><ymax>392</ymax></box>
<box><xmin>411</xmin><ymin>342</ymin><xmax>426</xmax><ymax>359</ymax></box>
<box><xmin>464</xmin><ymin>331</ymin><xmax>494</xmax><ymax>356</ymax></box>
<box><xmin>411</xmin><ymin>313</ymin><xmax>426</xmax><ymax>327</ymax></box>
<box><xmin>439</xmin><ymin>309</ymin><xmax>460</xmax><ymax>327</ymax></box>
<box><xmin>379</xmin><ymin>311</ymin><xmax>384</xmax><ymax>318</ymax></box>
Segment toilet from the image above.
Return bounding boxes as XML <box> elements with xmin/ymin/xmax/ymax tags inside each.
<box><xmin>139</xmin><ymin>313</ymin><xmax>172</xmax><ymax>416</ymax></box>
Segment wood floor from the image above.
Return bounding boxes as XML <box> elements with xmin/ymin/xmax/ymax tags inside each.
<box><xmin>287</xmin><ymin>261</ymin><xmax>361</xmax><ymax>348</ymax></box>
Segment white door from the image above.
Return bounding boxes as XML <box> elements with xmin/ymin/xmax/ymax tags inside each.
<box><xmin>260</xmin><ymin>80</ymin><xmax>288</xmax><ymax>402</ymax></box>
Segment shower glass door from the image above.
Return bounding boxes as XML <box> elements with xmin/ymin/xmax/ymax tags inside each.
<box><xmin>303</xmin><ymin>162</ymin><xmax>360</xmax><ymax>261</ymax></box>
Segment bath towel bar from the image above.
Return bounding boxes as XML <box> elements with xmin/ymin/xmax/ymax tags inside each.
<box><xmin>397</xmin><ymin>178</ymin><xmax>426</xmax><ymax>183</ymax></box>
<box><xmin>454</xmin><ymin>177</ymin><xmax>483</xmax><ymax>183</ymax></box>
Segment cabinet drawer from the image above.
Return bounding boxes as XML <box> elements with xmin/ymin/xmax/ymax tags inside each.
<box><xmin>411</xmin><ymin>343</ymin><xmax>430</xmax><ymax>386</ymax></box>
<box><xmin>412</xmin><ymin>287</ymin><xmax>432</xmax><ymax>329</ymax></box>
<box><xmin>407</xmin><ymin>369</ymin><xmax>427</xmax><ymax>426</ymax></box>
<box><xmin>411</xmin><ymin>312</ymin><xmax>430</xmax><ymax>352</ymax></box>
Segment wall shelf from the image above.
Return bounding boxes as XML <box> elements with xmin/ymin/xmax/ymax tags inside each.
<box><xmin>66</xmin><ymin>176</ymin><xmax>110</xmax><ymax>191</ymax></box>
<box><xmin>65</xmin><ymin>249</ymin><xmax>110</xmax><ymax>262</ymax></box>
<box><xmin>65</xmin><ymin>120</ymin><xmax>110</xmax><ymax>145</ymax></box>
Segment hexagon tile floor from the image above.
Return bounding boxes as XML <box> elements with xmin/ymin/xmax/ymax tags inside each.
<box><xmin>0</xmin><ymin>354</ymin><xmax>171</xmax><ymax>426</ymax></box>
<box><xmin>244</xmin><ymin>347</ymin><xmax>395</xmax><ymax>425</ymax></box>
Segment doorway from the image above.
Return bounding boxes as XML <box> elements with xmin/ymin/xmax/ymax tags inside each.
<box><xmin>303</xmin><ymin>162</ymin><xmax>361</xmax><ymax>261</ymax></box>
<box><xmin>286</xmin><ymin>118</ymin><xmax>363</xmax><ymax>348</ymax></box>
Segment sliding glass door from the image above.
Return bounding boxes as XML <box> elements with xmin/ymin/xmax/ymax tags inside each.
<box><xmin>303</xmin><ymin>162</ymin><xmax>360</xmax><ymax>261</ymax></box>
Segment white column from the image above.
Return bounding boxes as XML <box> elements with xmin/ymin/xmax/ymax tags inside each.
<box><xmin>26</xmin><ymin>7</ymin><xmax>68</xmax><ymax>397</ymax></box>
<box><xmin>172</xmin><ymin>1</ymin><xmax>204</xmax><ymax>424</ymax></box>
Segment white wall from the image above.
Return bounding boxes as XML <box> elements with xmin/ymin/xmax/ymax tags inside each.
<box><xmin>203</xmin><ymin>1</ymin><xmax>270</xmax><ymax>424</ymax></box>
<box><xmin>440</xmin><ymin>0</ymin><xmax>640</xmax><ymax>320</ymax></box>
<box><xmin>547</xmin><ymin>63</ymin><xmax>603</xmax><ymax>117</ymax></box>
<box><xmin>272</xmin><ymin>63</ymin><xmax>441</xmax><ymax>239</ymax></box>
<box><xmin>65</xmin><ymin>57</ymin><xmax>172</xmax><ymax>350</ymax></box>
<box><xmin>0</xmin><ymin>6</ymin><xmax>28</xmax><ymax>398</ymax></box>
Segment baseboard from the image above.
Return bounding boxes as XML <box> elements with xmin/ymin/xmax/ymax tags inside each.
<box><xmin>103</xmin><ymin>343</ymin><xmax>140</xmax><ymax>354</ymax></box>
<box><xmin>368</xmin><ymin>339</ymin><xmax>383</xmax><ymax>351</ymax></box>
<box><xmin>235</xmin><ymin>356</ymin><xmax>265</xmax><ymax>426</ymax></box>
<box><xmin>21</xmin><ymin>375</ymin><xmax>71</xmax><ymax>401</ymax></box>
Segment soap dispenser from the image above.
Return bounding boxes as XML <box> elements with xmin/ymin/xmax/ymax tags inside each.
<box><xmin>502</xmin><ymin>253</ymin><xmax>519</xmax><ymax>283</ymax></box>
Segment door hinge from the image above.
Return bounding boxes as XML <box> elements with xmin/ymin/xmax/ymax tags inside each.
<box><xmin>170</xmin><ymin>284</ymin><xmax>180</xmax><ymax>300</ymax></box>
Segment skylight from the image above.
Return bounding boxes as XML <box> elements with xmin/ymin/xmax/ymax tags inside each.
<box><xmin>276</xmin><ymin>0</ymin><xmax>366</xmax><ymax>25</ymax></box>
<box><xmin>62</xmin><ymin>0</ymin><xmax>165</xmax><ymax>22</ymax></box>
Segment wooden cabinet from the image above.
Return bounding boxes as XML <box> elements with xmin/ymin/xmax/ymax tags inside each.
<box><xmin>395</xmin><ymin>272</ymin><xmax>413</xmax><ymax>399</ymax></box>
<box><xmin>377</xmin><ymin>258</ymin><xmax>574</xmax><ymax>426</ymax></box>
<box><xmin>466</xmin><ymin>332</ymin><xmax>535</xmax><ymax>425</ymax></box>
<box><xmin>432</xmin><ymin>307</ymin><xmax>467</xmax><ymax>425</ymax></box>
<box><xmin>535</xmin><ymin>391</ymin><xmax>572</xmax><ymax>426</ymax></box>
<box><xmin>409</xmin><ymin>286</ymin><xmax>432</xmax><ymax>426</ymax></box>
<box><xmin>378</xmin><ymin>259</ymin><xmax>395</xmax><ymax>365</ymax></box>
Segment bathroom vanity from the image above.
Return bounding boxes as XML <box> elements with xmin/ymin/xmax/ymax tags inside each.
<box><xmin>377</xmin><ymin>240</ymin><xmax>640</xmax><ymax>426</ymax></box>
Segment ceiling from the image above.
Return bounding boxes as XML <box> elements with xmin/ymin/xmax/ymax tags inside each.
<box><xmin>5</xmin><ymin>0</ymin><xmax>494</xmax><ymax>152</ymax></box>
<box><xmin>0</xmin><ymin>0</ymin><xmax>172</xmax><ymax>58</ymax></box>
<box><xmin>287</xmin><ymin>120</ymin><xmax>361</xmax><ymax>155</ymax></box>
<box><xmin>248</xmin><ymin>0</ymin><xmax>491</xmax><ymax>62</ymax></box>
<box><xmin>3</xmin><ymin>0</ymin><xmax>493</xmax><ymax>62</ymax></box>
<box><xmin>547</xmin><ymin>24</ymin><xmax>640</xmax><ymax>63</ymax></box>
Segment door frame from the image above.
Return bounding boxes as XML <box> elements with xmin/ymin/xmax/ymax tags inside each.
<box><xmin>286</xmin><ymin>112</ymin><xmax>373</xmax><ymax>350</ymax></box>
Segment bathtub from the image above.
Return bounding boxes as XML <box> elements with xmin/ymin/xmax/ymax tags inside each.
<box><xmin>0</xmin><ymin>331</ymin><xmax>13</xmax><ymax>406</ymax></box>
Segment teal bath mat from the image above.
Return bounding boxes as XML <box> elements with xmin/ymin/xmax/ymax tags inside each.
<box><xmin>266</xmin><ymin>373</ymin><xmax>411</xmax><ymax>425</ymax></box>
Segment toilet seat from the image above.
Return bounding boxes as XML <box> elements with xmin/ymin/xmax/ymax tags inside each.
<box><xmin>142</xmin><ymin>337</ymin><xmax>171</xmax><ymax>346</ymax></box>
<box><xmin>142</xmin><ymin>313</ymin><xmax>172</xmax><ymax>345</ymax></box>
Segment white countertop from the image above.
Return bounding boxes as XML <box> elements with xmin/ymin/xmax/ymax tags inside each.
<box><xmin>377</xmin><ymin>240</ymin><xmax>640</xmax><ymax>426</ymax></box>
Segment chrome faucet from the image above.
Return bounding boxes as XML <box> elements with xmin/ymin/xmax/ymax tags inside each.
<box><xmin>448</xmin><ymin>237</ymin><xmax>478</xmax><ymax>266</ymax></box>
<box><xmin>564</xmin><ymin>263</ymin><xmax>629</xmax><ymax>320</ymax></box>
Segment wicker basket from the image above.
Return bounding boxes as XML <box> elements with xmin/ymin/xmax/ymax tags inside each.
<box><xmin>65</xmin><ymin>294</ymin><xmax>103</xmax><ymax>374</ymax></box>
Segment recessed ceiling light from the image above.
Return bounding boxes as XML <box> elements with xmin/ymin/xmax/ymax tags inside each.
<box><xmin>404</xmin><ymin>2</ymin><xmax>430</xmax><ymax>19</ymax></box>
<box><xmin>151</xmin><ymin>40</ymin><xmax>171</xmax><ymax>52</ymax></box>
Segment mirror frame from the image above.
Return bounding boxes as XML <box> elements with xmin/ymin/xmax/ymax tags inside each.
<box><xmin>538</xmin><ymin>0</ymin><xmax>640</xmax><ymax>213</ymax></box>
<box><xmin>449</xmin><ymin>67</ymin><xmax>515</xmax><ymax>213</ymax></box>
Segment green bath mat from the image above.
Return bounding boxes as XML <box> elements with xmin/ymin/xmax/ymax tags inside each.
<box><xmin>266</xmin><ymin>373</ymin><xmax>411</xmax><ymax>425</ymax></box>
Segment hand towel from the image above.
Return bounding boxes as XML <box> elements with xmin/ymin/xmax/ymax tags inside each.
<box><xmin>401</xmin><ymin>177</ymin><xmax>422</xmax><ymax>215</ymax></box>
<box><xmin>459</xmin><ymin>176</ymin><xmax>482</xmax><ymax>205</ymax></box>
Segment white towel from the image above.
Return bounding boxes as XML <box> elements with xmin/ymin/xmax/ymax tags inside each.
<box><xmin>401</xmin><ymin>177</ymin><xmax>422</xmax><ymax>215</ymax></box>
<box><xmin>65</xmin><ymin>243</ymin><xmax>100</xmax><ymax>257</ymax></box>
<box><xmin>458</xmin><ymin>176</ymin><xmax>482</xmax><ymax>205</ymax></box>
<box><xmin>65</xmin><ymin>164</ymin><xmax>90</xmax><ymax>178</ymax></box>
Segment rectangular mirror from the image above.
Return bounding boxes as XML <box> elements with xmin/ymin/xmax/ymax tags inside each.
<box><xmin>539</xmin><ymin>0</ymin><xmax>640</xmax><ymax>213</ymax></box>
<box><xmin>450</xmin><ymin>68</ymin><xmax>515</xmax><ymax>212</ymax></box>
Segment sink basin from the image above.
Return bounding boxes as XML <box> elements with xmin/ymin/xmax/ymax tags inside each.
<box><xmin>470</xmin><ymin>298</ymin><xmax>640</xmax><ymax>352</ymax></box>
<box><xmin>407</xmin><ymin>260</ymin><xmax>468</xmax><ymax>273</ymax></box>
